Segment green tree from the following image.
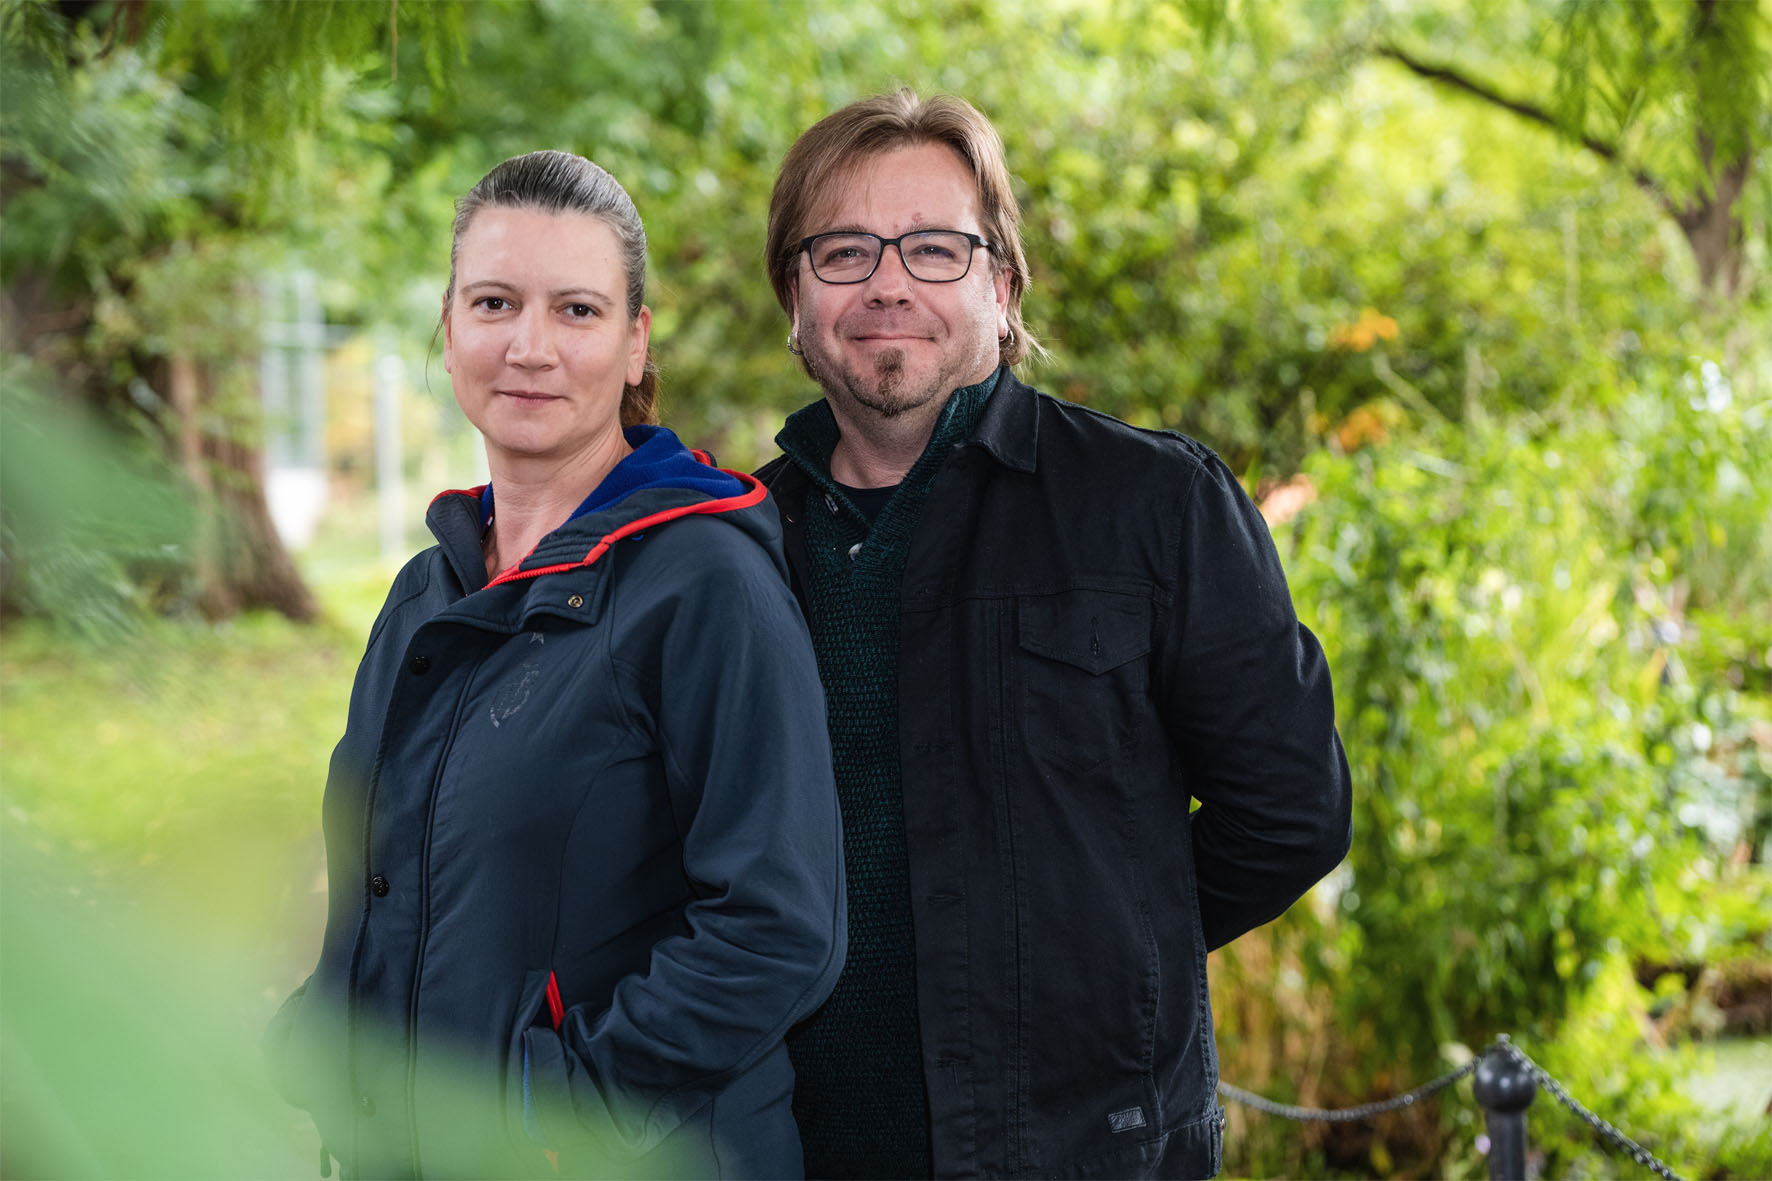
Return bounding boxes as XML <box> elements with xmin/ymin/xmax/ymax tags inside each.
<box><xmin>1374</xmin><ymin>0</ymin><xmax>1772</xmax><ymax>302</ymax></box>
<box><xmin>1</xmin><ymin>0</ymin><xmax>463</xmax><ymax>622</ymax></box>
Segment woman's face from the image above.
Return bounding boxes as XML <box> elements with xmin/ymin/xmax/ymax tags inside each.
<box><xmin>443</xmin><ymin>206</ymin><xmax>650</xmax><ymax>473</ymax></box>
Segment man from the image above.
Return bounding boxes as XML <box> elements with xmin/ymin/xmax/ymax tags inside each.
<box><xmin>756</xmin><ymin>89</ymin><xmax>1352</xmax><ymax>1180</ymax></box>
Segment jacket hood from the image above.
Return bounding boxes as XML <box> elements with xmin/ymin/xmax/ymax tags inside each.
<box><xmin>426</xmin><ymin>425</ymin><xmax>769</xmax><ymax>592</ymax></box>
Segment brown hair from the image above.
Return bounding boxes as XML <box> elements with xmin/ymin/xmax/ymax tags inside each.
<box><xmin>446</xmin><ymin>150</ymin><xmax>659</xmax><ymax>426</ymax></box>
<box><xmin>765</xmin><ymin>88</ymin><xmax>1041</xmax><ymax>369</ymax></box>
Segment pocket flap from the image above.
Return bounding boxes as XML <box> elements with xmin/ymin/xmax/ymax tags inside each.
<box><xmin>1018</xmin><ymin>590</ymin><xmax>1152</xmax><ymax>674</ymax></box>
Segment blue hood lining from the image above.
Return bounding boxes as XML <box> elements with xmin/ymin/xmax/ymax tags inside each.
<box><xmin>478</xmin><ymin>426</ymin><xmax>747</xmax><ymax>528</ymax></box>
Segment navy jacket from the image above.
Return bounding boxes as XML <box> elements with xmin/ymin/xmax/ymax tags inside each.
<box><xmin>759</xmin><ymin>375</ymin><xmax>1351</xmax><ymax>1179</ymax></box>
<box><xmin>267</xmin><ymin>428</ymin><xmax>845</xmax><ymax>1179</ymax></box>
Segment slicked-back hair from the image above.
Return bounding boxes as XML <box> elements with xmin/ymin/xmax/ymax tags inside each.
<box><xmin>446</xmin><ymin>150</ymin><xmax>658</xmax><ymax>427</ymax></box>
<box><xmin>766</xmin><ymin>88</ymin><xmax>1040</xmax><ymax>369</ymax></box>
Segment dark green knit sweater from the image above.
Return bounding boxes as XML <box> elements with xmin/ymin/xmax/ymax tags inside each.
<box><xmin>778</xmin><ymin>371</ymin><xmax>1000</xmax><ymax>1180</ymax></box>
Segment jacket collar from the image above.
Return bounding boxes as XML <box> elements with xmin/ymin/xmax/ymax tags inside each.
<box><xmin>425</xmin><ymin>429</ymin><xmax>767</xmax><ymax>594</ymax></box>
<box><xmin>967</xmin><ymin>369</ymin><xmax>1038</xmax><ymax>473</ymax></box>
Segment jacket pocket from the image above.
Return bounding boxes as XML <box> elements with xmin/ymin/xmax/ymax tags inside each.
<box><xmin>262</xmin><ymin>975</ymin><xmax>314</xmax><ymax>1111</ymax></box>
<box><xmin>1063</xmin><ymin>1104</ymin><xmax>1224</xmax><ymax>1179</ymax></box>
<box><xmin>504</xmin><ymin>968</ymin><xmax>555</xmax><ymax>1150</ymax></box>
<box><xmin>1017</xmin><ymin>588</ymin><xmax>1153</xmax><ymax>777</ymax></box>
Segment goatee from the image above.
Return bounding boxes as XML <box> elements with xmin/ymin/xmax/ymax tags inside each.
<box><xmin>866</xmin><ymin>348</ymin><xmax>908</xmax><ymax>418</ymax></box>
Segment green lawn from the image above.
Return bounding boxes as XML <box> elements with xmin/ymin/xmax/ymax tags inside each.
<box><xmin>0</xmin><ymin>559</ymin><xmax>395</xmax><ymax>1176</ymax></box>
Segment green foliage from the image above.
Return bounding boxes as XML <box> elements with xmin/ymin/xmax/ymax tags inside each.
<box><xmin>1291</xmin><ymin>412</ymin><xmax>1677</xmax><ymax>1054</ymax></box>
<box><xmin>0</xmin><ymin>834</ymin><xmax>685</xmax><ymax>1177</ymax></box>
<box><xmin>1268</xmin><ymin>343</ymin><xmax>1772</xmax><ymax>1175</ymax></box>
<box><xmin>0</xmin><ymin>361</ymin><xmax>195</xmax><ymax>634</ymax></box>
<box><xmin>1551</xmin><ymin>0</ymin><xmax>1772</xmax><ymax>193</ymax></box>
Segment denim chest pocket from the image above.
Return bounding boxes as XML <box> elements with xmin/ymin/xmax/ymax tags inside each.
<box><xmin>1016</xmin><ymin>589</ymin><xmax>1154</xmax><ymax>776</ymax></box>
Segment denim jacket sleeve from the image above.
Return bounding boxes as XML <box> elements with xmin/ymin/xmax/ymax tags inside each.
<box><xmin>1160</xmin><ymin>447</ymin><xmax>1352</xmax><ymax>950</ymax></box>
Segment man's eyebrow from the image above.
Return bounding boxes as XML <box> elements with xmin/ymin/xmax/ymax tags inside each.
<box><xmin>810</xmin><ymin>219</ymin><xmax>948</xmax><ymax>236</ymax></box>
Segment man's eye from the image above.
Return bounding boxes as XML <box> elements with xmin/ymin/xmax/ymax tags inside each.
<box><xmin>820</xmin><ymin>246</ymin><xmax>864</xmax><ymax>264</ymax></box>
<box><xmin>912</xmin><ymin>243</ymin><xmax>959</xmax><ymax>261</ymax></box>
<box><xmin>566</xmin><ymin>303</ymin><xmax>596</xmax><ymax>318</ymax></box>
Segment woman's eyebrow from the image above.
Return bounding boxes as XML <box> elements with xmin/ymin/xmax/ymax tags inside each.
<box><xmin>458</xmin><ymin>280</ymin><xmax>614</xmax><ymax>304</ymax></box>
<box><xmin>548</xmin><ymin>286</ymin><xmax>614</xmax><ymax>303</ymax></box>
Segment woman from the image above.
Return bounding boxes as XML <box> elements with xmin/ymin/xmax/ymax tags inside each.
<box><xmin>264</xmin><ymin>151</ymin><xmax>845</xmax><ymax>1179</ymax></box>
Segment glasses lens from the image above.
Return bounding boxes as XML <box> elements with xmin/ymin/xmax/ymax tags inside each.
<box><xmin>809</xmin><ymin>234</ymin><xmax>882</xmax><ymax>282</ymax></box>
<box><xmin>899</xmin><ymin>232</ymin><xmax>974</xmax><ymax>281</ymax></box>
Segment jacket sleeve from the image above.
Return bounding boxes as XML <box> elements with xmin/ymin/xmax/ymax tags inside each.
<box><xmin>516</xmin><ymin>525</ymin><xmax>846</xmax><ymax>1156</ymax></box>
<box><xmin>1158</xmin><ymin>447</ymin><xmax>1352</xmax><ymax>951</ymax></box>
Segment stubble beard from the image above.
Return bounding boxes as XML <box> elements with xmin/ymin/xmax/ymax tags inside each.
<box><xmin>804</xmin><ymin>342</ymin><xmax>946</xmax><ymax>423</ymax></box>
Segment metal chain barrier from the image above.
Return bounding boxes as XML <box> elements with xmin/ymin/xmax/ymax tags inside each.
<box><xmin>1496</xmin><ymin>1038</ymin><xmax>1689</xmax><ymax>1181</ymax></box>
<box><xmin>1219</xmin><ymin>1035</ymin><xmax>1690</xmax><ymax>1181</ymax></box>
<box><xmin>1216</xmin><ymin>1055</ymin><xmax>1481</xmax><ymax>1123</ymax></box>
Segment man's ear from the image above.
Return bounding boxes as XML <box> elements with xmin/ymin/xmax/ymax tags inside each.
<box><xmin>993</xmin><ymin>268</ymin><xmax>1010</xmax><ymax>340</ymax></box>
<box><xmin>787</xmin><ymin>274</ymin><xmax>801</xmax><ymax>331</ymax></box>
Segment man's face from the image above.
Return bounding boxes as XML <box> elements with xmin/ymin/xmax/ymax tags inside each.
<box><xmin>790</xmin><ymin>142</ymin><xmax>1010</xmax><ymax>423</ymax></box>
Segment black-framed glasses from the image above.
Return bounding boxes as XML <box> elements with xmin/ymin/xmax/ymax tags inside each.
<box><xmin>799</xmin><ymin>230</ymin><xmax>992</xmax><ymax>284</ymax></box>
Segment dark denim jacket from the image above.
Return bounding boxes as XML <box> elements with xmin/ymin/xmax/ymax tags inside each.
<box><xmin>759</xmin><ymin>374</ymin><xmax>1351</xmax><ymax>1179</ymax></box>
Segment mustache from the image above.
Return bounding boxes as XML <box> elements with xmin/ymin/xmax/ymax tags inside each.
<box><xmin>836</xmin><ymin>311</ymin><xmax>939</xmax><ymax>338</ymax></box>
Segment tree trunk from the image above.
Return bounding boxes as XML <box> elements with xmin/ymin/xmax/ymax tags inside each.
<box><xmin>1675</xmin><ymin>142</ymin><xmax>1750</xmax><ymax>301</ymax></box>
<box><xmin>167</xmin><ymin>352</ymin><xmax>319</xmax><ymax>623</ymax></box>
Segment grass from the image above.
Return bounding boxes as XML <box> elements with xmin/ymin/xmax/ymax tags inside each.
<box><xmin>0</xmin><ymin>545</ymin><xmax>400</xmax><ymax>1176</ymax></box>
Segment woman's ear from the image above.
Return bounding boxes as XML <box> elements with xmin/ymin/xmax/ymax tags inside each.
<box><xmin>625</xmin><ymin>305</ymin><xmax>653</xmax><ymax>388</ymax></box>
<box><xmin>441</xmin><ymin>295</ymin><xmax>453</xmax><ymax>374</ymax></box>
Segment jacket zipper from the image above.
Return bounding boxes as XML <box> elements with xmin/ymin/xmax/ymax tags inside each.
<box><xmin>401</xmin><ymin>656</ymin><xmax>480</xmax><ymax>1176</ymax></box>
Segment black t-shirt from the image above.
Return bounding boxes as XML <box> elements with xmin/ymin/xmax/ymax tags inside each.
<box><xmin>834</xmin><ymin>480</ymin><xmax>898</xmax><ymax>526</ymax></box>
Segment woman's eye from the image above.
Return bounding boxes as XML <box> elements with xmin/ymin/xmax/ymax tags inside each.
<box><xmin>475</xmin><ymin>296</ymin><xmax>509</xmax><ymax>312</ymax></box>
<box><xmin>566</xmin><ymin>303</ymin><xmax>596</xmax><ymax>319</ymax></box>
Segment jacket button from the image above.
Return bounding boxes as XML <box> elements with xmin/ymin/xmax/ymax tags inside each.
<box><xmin>370</xmin><ymin>875</ymin><xmax>390</xmax><ymax>897</ymax></box>
<box><xmin>567</xmin><ymin>594</ymin><xmax>584</xmax><ymax>608</ymax></box>
<box><xmin>409</xmin><ymin>654</ymin><xmax>430</xmax><ymax>674</ymax></box>
<box><xmin>359</xmin><ymin>1095</ymin><xmax>376</xmax><ymax>1116</ymax></box>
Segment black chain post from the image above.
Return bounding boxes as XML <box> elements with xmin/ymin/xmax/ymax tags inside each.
<box><xmin>1473</xmin><ymin>1035</ymin><xmax>1538</xmax><ymax>1180</ymax></box>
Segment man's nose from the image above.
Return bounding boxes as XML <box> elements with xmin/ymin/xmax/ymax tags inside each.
<box><xmin>863</xmin><ymin>241</ymin><xmax>915</xmax><ymax>304</ymax></box>
<box><xmin>505</xmin><ymin>306</ymin><xmax>557</xmax><ymax>366</ymax></box>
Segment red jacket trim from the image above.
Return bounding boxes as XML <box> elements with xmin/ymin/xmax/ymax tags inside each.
<box><xmin>429</xmin><ymin>483</ymin><xmax>488</xmax><ymax>509</ymax></box>
<box><xmin>484</xmin><ymin>471</ymin><xmax>768</xmax><ymax>589</ymax></box>
<box><xmin>545</xmin><ymin>970</ymin><xmax>565</xmax><ymax>1030</ymax></box>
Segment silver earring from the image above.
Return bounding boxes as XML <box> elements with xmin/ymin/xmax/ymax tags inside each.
<box><xmin>787</xmin><ymin>331</ymin><xmax>804</xmax><ymax>357</ymax></box>
<box><xmin>999</xmin><ymin>325</ymin><xmax>1015</xmax><ymax>347</ymax></box>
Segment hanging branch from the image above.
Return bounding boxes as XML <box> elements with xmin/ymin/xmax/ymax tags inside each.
<box><xmin>1375</xmin><ymin>42</ymin><xmax>1675</xmax><ymax>219</ymax></box>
